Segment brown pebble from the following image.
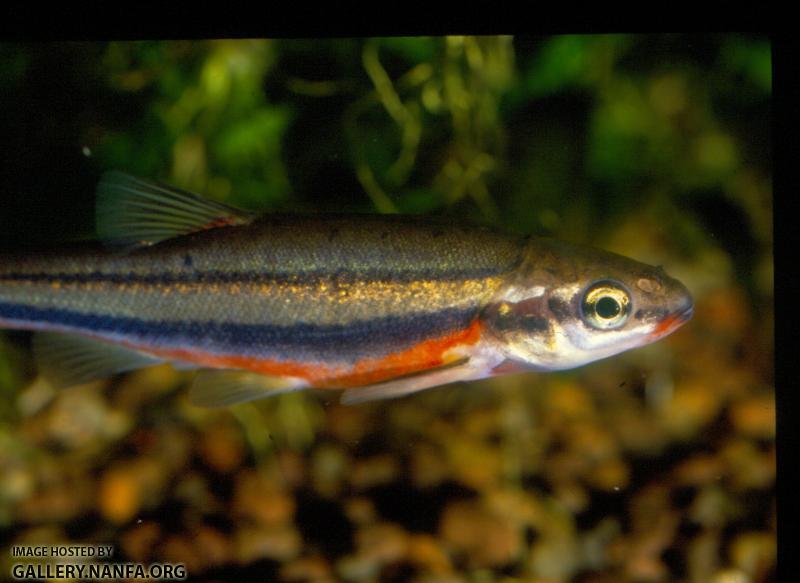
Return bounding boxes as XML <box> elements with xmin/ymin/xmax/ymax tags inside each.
<box><xmin>200</xmin><ymin>419</ymin><xmax>245</xmax><ymax>473</ymax></box>
<box><xmin>483</xmin><ymin>488</ymin><xmax>543</xmax><ymax>528</ymax></box>
<box><xmin>160</xmin><ymin>534</ymin><xmax>204</xmax><ymax>573</ymax></box>
<box><xmin>553</xmin><ymin>481</ymin><xmax>590</xmax><ymax>513</ymax></box>
<box><xmin>687</xmin><ymin>529</ymin><xmax>721</xmax><ymax>583</ymax></box>
<box><xmin>710</xmin><ymin>568</ymin><xmax>751</xmax><ymax>583</ymax></box>
<box><xmin>410</xmin><ymin>443</ymin><xmax>448</xmax><ymax>488</ymax></box>
<box><xmin>173</xmin><ymin>472</ymin><xmax>221</xmax><ymax>513</ymax></box>
<box><xmin>47</xmin><ymin>385</ymin><xmax>132</xmax><ymax>448</ymax></box>
<box><xmin>98</xmin><ymin>468</ymin><xmax>140</xmax><ymax>525</ymax></box>
<box><xmin>662</xmin><ymin>381</ymin><xmax>721</xmax><ymax>439</ymax></box>
<box><xmin>326</xmin><ymin>405</ymin><xmax>372</xmax><ymax>444</ymax></box>
<box><xmin>730</xmin><ymin>395</ymin><xmax>775</xmax><ymax>439</ymax></box>
<box><xmin>275</xmin><ymin>450</ymin><xmax>307</xmax><ymax>488</ymax></box>
<box><xmin>720</xmin><ymin>439</ymin><xmax>775</xmax><ymax>490</ymax></box>
<box><xmin>232</xmin><ymin>469</ymin><xmax>295</xmax><ymax>526</ymax></box>
<box><xmin>587</xmin><ymin>458</ymin><xmax>630</xmax><ymax>492</ymax></box>
<box><xmin>440</xmin><ymin>499</ymin><xmax>521</xmax><ymax>567</ymax></box>
<box><xmin>528</xmin><ymin>536</ymin><xmax>581</xmax><ymax>580</ymax></box>
<box><xmin>446</xmin><ymin>438</ymin><xmax>503</xmax><ymax>490</ymax></box>
<box><xmin>235</xmin><ymin>525</ymin><xmax>301</xmax><ymax>563</ymax></box>
<box><xmin>349</xmin><ymin>455</ymin><xmax>400</xmax><ymax>489</ymax></box>
<box><xmin>336</xmin><ymin>553</ymin><xmax>381</xmax><ymax>582</ymax></box>
<box><xmin>114</xmin><ymin>364</ymin><xmax>183</xmax><ymax>409</ymax></box>
<box><xmin>689</xmin><ymin>486</ymin><xmax>739</xmax><ymax>528</ymax></box>
<box><xmin>355</xmin><ymin>522</ymin><xmax>409</xmax><ymax>564</ymax></box>
<box><xmin>98</xmin><ymin>457</ymin><xmax>167</xmax><ymax>525</ymax></box>
<box><xmin>120</xmin><ymin>521</ymin><xmax>161</xmax><ymax>563</ymax></box>
<box><xmin>16</xmin><ymin>483</ymin><xmax>90</xmax><ymax>524</ymax></box>
<box><xmin>280</xmin><ymin>555</ymin><xmax>334</xmax><ymax>582</ymax></box>
<box><xmin>343</xmin><ymin>496</ymin><xmax>377</xmax><ymax>525</ymax></box>
<box><xmin>407</xmin><ymin>533</ymin><xmax>452</xmax><ymax>574</ymax></box>
<box><xmin>544</xmin><ymin>380</ymin><xmax>596</xmax><ymax>422</ymax></box>
<box><xmin>729</xmin><ymin>531</ymin><xmax>776</xmax><ymax>579</ymax></box>
<box><xmin>674</xmin><ymin>454</ymin><xmax>725</xmax><ymax>486</ymax></box>
<box><xmin>310</xmin><ymin>444</ymin><xmax>349</xmax><ymax>498</ymax></box>
<box><xmin>192</xmin><ymin>525</ymin><xmax>233</xmax><ymax>569</ymax></box>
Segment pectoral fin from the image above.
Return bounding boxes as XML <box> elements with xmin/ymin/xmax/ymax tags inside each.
<box><xmin>340</xmin><ymin>358</ymin><xmax>489</xmax><ymax>405</ymax></box>
<box><xmin>33</xmin><ymin>332</ymin><xmax>164</xmax><ymax>387</ymax></box>
<box><xmin>189</xmin><ymin>370</ymin><xmax>308</xmax><ymax>408</ymax></box>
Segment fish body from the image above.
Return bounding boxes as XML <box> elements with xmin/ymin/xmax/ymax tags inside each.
<box><xmin>0</xmin><ymin>173</ymin><xmax>693</xmax><ymax>404</ymax></box>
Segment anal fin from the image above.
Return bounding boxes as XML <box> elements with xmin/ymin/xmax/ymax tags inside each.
<box><xmin>33</xmin><ymin>332</ymin><xmax>164</xmax><ymax>387</ymax></box>
<box><xmin>340</xmin><ymin>358</ymin><xmax>490</xmax><ymax>405</ymax></box>
<box><xmin>189</xmin><ymin>370</ymin><xmax>308</xmax><ymax>408</ymax></box>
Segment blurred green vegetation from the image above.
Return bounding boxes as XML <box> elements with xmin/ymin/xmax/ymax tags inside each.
<box><xmin>0</xmin><ymin>35</ymin><xmax>771</xmax><ymax>229</ymax></box>
<box><xmin>0</xmin><ymin>35</ymin><xmax>773</xmax><ymax>582</ymax></box>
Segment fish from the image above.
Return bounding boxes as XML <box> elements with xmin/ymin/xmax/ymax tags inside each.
<box><xmin>0</xmin><ymin>172</ymin><xmax>693</xmax><ymax>405</ymax></box>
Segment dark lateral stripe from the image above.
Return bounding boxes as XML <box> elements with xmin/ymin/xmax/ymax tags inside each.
<box><xmin>0</xmin><ymin>266</ymin><xmax>513</xmax><ymax>286</ymax></box>
<box><xmin>0</xmin><ymin>302</ymin><xmax>478</xmax><ymax>362</ymax></box>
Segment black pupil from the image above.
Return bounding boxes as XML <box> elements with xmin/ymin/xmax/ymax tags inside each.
<box><xmin>596</xmin><ymin>296</ymin><xmax>621</xmax><ymax>319</ymax></box>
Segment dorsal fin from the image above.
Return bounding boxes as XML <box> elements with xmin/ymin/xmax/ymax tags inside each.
<box><xmin>96</xmin><ymin>171</ymin><xmax>256</xmax><ymax>251</ymax></box>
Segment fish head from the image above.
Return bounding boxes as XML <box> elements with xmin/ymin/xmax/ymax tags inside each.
<box><xmin>482</xmin><ymin>237</ymin><xmax>693</xmax><ymax>371</ymax></box>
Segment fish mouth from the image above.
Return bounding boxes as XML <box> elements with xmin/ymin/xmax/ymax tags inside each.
<box><xmin>650</xmin><ymin>301</ymin><xmax>694</xmax><ymax>339</ymax></box>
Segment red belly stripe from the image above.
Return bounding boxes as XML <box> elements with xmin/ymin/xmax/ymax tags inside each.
<box><xmin>141</xmin><ymin>319</ymin><xmax>484</xmax><ymax>388</ymax></box>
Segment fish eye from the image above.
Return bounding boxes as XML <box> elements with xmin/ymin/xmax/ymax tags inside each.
<box><xmin>581</xmin><ymin>281</ymin><xmax>631</xmax><ymax>330</ymax></box>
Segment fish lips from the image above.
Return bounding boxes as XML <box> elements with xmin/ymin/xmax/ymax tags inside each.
<box><xmin>650</xmin><ymin>300</ymin><xmax>694</xmax><ymax>340</ymax></box>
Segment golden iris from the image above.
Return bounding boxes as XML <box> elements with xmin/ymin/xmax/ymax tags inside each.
<box><xmin>582</xmin><ymin>281</ymin><xmax>631</xmax><ymax>330</ymax></box>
